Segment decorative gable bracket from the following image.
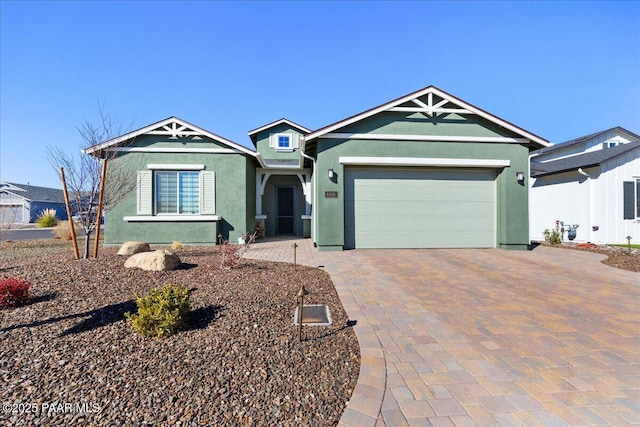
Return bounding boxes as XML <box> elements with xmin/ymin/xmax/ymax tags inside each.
<box><xmin>387</xmin><ymin>92</ymin><xmax>471</xmax><ymax>118</ymax></box>
<box><xmin>147</xmin><ymin>121</ymin><xmax>203</xmax><ymax>140</ymax></box>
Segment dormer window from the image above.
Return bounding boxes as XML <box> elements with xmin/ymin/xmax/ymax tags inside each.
<box><xmin>278</xmin><ymin>134</ymin><xmax>291</xmax><ymax>149</ymax></box>
<box><xmin>269</xmin><ymin>133</ymin><xmax>300</xmax><ymax>152</ymax></box>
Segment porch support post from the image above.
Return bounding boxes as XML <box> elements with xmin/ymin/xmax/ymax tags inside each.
<box><xmin>304</xmin><ymin>173</ymin><xmax>311</xmax><ymax>215</ymax></box>
<box><xmin>296</xmin><ymin>173</ymin><xmax>312</xmax><ymax>216</ymax></box>
<box><xmin>256</xmin><ymin>173</ymin><xmax>262</xmax><ymax>215</ymax></box>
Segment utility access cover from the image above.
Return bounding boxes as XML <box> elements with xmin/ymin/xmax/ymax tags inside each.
<box><xmin>294</xmin><ymin>304</ymin><xmax>332</xmax><ymax>326</ymax></box>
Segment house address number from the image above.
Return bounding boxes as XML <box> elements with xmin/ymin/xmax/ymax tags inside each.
<box><xmin>324</xmin><ymin>191</ymin><xmax>338</xmax><ymax>198</ymax></box>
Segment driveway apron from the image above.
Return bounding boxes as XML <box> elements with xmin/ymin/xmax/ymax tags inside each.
<box><xmin>245</xmin><ymin>239</ymin><xmax>640</xmax><ymax>426</ymax></box>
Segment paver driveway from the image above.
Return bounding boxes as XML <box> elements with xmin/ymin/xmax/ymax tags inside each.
<box><xmin>245</xmin><ymin>239</ymin><xmax>640</xmax><ymax>426</ymax></box>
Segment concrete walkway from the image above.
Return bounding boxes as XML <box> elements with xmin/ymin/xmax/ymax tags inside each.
<box><xmin>245</xmin><ymin>238</ymin><xmax>640</xmax><ymax>426</ymax></box>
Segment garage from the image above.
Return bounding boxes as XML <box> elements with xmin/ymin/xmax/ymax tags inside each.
<box><xmin>344</xmin><ymin>168</ymin><xmax>496</xmax><ymax>249</ymax></box>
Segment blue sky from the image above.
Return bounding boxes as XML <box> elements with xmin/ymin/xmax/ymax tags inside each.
<box><xmin>1</xmin><ymin>0</ymin><xmax>639</xmax><ymax>187</ymax></box>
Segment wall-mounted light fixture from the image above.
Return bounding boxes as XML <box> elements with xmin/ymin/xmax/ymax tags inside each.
<box><xmin>328</xmin><ymin>168</ymin><xmax>334</xmax><ymax>179</ymax></box>
<box><xmin>516</xmin><ymin>171</ymin><xmax>524</xmax><ymax>182</ymax></box>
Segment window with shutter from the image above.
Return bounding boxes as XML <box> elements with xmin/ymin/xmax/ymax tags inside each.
<box><xmin>623</xmin><ymin>181</ymin><xmax>636</xmax><ymax>219</ymax></box>
<box><xmin>155</xmin><ymin>171</ymin><xmax>200</xmax><ymax>215</ymax></box>
<box><xmin>270</xmin><ymin>133</ymin><xmax>296</xmax><ymax>151</ymax></box>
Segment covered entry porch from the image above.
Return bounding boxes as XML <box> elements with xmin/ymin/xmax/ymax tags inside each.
<box><xmin>255</xmin><ymin>168</ymin><xmax>312</xmax><ymax>238</ymax></box>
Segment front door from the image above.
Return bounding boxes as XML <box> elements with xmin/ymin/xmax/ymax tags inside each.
<box><xmin>276</xmin><ymin>186</ymin><xmax>295</xmax><ymax>235</ymax></box>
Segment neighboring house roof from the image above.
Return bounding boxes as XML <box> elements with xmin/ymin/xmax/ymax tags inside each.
<box><xmin>247</xmin><ymin>118</ymin><xmax>311</xmax><ymax>145</ymax></box>
<box><xmin>0</xmin><ymin>182</ymin><xmax>65</xmax><ymax>203</ymax></box>
<box><xmin>303</xmin><ymin>85</ymin><xmax>551</xmax><ymax>149</ymax></box>
<box><xmin>531</xmin><ymin>141</ymin><xmax>640</xmax><ymax>177</ymax></box>
<box><xmin>533</xmin><ymin>126</ymin><xmax>640</xmax><ymax>156</ymax></box>
<box><xmin>82</xmin><ymin>116</ymin><xmax>258</xmax><ymax>158</ymax></box>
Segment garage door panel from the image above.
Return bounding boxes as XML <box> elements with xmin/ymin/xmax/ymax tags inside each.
<box><xmin>345</xmin><ymin>168</ymin><xmax>495</xmax><ymax>249</ymax></box>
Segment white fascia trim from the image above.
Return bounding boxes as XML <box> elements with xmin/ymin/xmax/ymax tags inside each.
<box><xmin>124</xmin><ymin>215</ymin><xmax>221</xmax><ymax>222</ymax></box>
<box><xmin>110</xmin><ymin>147</ymin><xmax>241</xmax><ymax>154</ymax></box>
<box><xmin>248</xmin><ymin>119</ymin><xmax>311</xmax><ymax>136</ymax></box>
<box><xmin>325</xmin><ymin>133</ymin><xmax>529</xmax><ymax>143</ymax></box>
<box><xmin>83</xmin><ymin>116</ymin><xmax>258</xmax><ymax>157</ymax></box>
<box><xmin>147</xmin><ymin>164</ymin><xmax>205</xmax><ymax>170</ymax></box>
<box><xmin>339</xmin><ymin>156</ymin><xmax>511</xmax><ymax>168</ymax></box>
<box><xmin>304</xmin><ymin>86</ymin><xmax>551</xmax><ymax>148</ymax></box>
<box><xmin>254</xmin><ymin>153</ymin><xmax>267</xmax><ymax>168</ymax></box>
<box><xmin>257</xmin><ymin>168</ymin><xmax>312</xmax><ymax>175</ymax></box>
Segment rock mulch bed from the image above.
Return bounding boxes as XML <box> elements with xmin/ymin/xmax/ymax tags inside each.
<box><xmin>0</xmin><ymin>244</ymin><xmax>360</xmax><ymax>426</ymax></box>
<box><xmin>538</xmin><ymin>241</ymin><xmax>640</xmax><ymax>272</ymax></box>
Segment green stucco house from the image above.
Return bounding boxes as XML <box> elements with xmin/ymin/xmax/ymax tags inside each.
<box><xmin>85</xmin><ymin>85</ymin><xmax>550</xmax><ymax>250</ymax></box>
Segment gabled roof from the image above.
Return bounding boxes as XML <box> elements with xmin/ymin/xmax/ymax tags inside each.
<box><xmin>533</xmin><ymin>126</ymin><xmax>640</xmax><ymax>156</ymax></box>
<box><xmin>531</xmin><ymin>140</ymin><xmax>640</xmax><ymax>177</ymax></box>
<box><xmin>303</xmin><ymin>85</ymin><xmax>551</xmax><ymax>149</ymax></box>
<box><xmin>247</xmin><ymin>118</ymin><xmax>311</xmax><ymax>145</ymax></box>
<box><xmin>1</xmin><ymin>182</ymin><xmax>65</xmax><ymax>203</ymax></box>
<box><xmin>83</xmin><ymin>116</ymin><xmax>257</xmax><ymax>158</ymax></box>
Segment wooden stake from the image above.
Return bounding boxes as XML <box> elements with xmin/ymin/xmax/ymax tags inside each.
<box><xmin>93</xmin><ymin>157</ymin><xmax>108</xmax><ymax>258</ymax></box>
<box><xmin>60</xmin><ymin>167</ymin><xmax>79</xmax><ymax>260</ymax></box>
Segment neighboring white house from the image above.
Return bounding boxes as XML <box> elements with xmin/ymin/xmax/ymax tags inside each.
<box><xmin>529</xmin><ymin>127</ymin><xmax>640</xmax><ymax>245</ymax></box>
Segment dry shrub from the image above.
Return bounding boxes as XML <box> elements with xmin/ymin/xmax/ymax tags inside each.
<box><xmin>54</xmin><ymin>221</ymin><xmax>80</xmax><ymax>240</ymax></box>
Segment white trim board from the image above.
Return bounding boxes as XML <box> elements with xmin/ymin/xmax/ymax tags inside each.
<box><xmin>124</xmin><ymin>215</ymin><xmax>221</xmax><ymax>222</ymax></box>
<box><xmin>339</xmin><ymin>156</ymin><xmax>511</xmax><ymax>168</ymax></box>
<box><xmin>304</xmin><ymin>85</ymin><xmax>551</xmax><ymax>148</ymax></box>
<box><xmin>83</xmin><ymin>116</ymin><xmax>258</xmax><ymax>157</ymax></box>
<box><xmin>147</xmin><ymin>164</ymin><xmax>205</xmax><ymax>170</ymax></box>
<box><xmin>324</xmin><ymin>133</ymin><xmax>528</xmax><ymax>143</ymax></box>
<box><xmin>248</xmin><ymin>118</ymin><xmax>311</xmax><ymax>136</ymax></box>
<box><xmin>109</xmin><ymin>147</ymin><xmax>241</xmax><ymax>154</ymax></box>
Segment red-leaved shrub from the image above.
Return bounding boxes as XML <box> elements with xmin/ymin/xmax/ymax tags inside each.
<box><xmin>0</xmin><ymin>278</ymin><xmax>31</xmax><ymax>308</ymax></box>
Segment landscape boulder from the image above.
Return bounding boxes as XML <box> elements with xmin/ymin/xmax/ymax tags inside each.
<box><xmin>124</xmin><ymin>250</ymin><xmax>181</xmax><ymax>271</ymax></box>
<box><xmin>117</xmin><ymin>241</ymin><xmax>151</xmax><ymax>256</ymax></box>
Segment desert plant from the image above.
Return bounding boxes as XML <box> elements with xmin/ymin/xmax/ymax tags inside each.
<box><xmin>35</xmin><ymin>208</ymin><xmax>59</xmax><ymax>228</ymax></box>
<box><xmin>126</xmin><ymin>284</ymin><xmax>190</xmax><ymax>337</ymax></box>
<box><xmin>53</xmin><ymin>220</ymin><xmax>80</xmax><ymax>240</ymax></box>
<box><xmin>217</xmin><ymin>232</ymin><xmax>256</xmax><ymax>269</ymax></box>
<box><xmin>218</xmin><ymin>241</ymin><xmax>240</xmax><ymax>269</ymax></box>
<box><xmin>543</xmin><ymin>220</ymin><xmax>562</xmax><ymax>245</ymax></box>
<box><xmin>171</xmin><ymin>241</ymin><xmax>183</xmax><ymax>251</ymax></box>
<box><xmin>0</xmin><ymin>277</ymin><xmax>31</xmax><ymax>308</ymax></box>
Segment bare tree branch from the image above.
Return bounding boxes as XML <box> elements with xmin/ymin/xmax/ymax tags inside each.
<box><xmin>47</xmin><ymin>104</ymin><xmax>139</xmax><ymax>258</ymax></box>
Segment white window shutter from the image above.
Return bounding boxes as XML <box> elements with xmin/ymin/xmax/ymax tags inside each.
<box><xmin>292</xmin><ymin>134</ymin><xmax>299</xmax><ymax>149</ymax></box>
<box><xmin>201</xmin><ymin>171</ymin><xmax>216</xmax><ymax>215</ymax></box>
<box><xmin>269</xmin><ymin>134</ymin><xmax>276</xmax><ymax>148</ymax></box>
<box><xmin>137</xmin><ymin>171</ymin><xmax>152</xmax><ymax>215</ymax></box>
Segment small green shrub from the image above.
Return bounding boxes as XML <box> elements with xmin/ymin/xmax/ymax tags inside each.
<box><xmin>126</xmin><ymin>284</ymin><xmax>190</xmax><ymax>337</ymax></box>
<box><xmin>543</xmin><ymin>221</ymin><xmax>562</xmax><ymax>245</ymax></box>
<box><xmin>0</xmin><ymin>277</ymin><xmax>31</xmax><ymax>308</ymax></box>
<box><xmin>35</xmin><ymin>209</ymin><xmax>58</xmax><ymax>228</ymax></box>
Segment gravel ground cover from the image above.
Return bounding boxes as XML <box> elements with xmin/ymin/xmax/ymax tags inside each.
<box><xmin>0</xmin><ymin>241</ymin><xmax>360</xmax><ymax>426</ymax></box>
<box><xmin>537</xmin><ymin>241</ymin><xmax>640</xmax><ymax>272</ymax></box>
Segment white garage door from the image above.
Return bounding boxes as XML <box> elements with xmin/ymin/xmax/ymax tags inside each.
<box><xmin>344</xmin><ymin>168</ymin><xmax>496</xmax><ymax>249</ymax></box>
